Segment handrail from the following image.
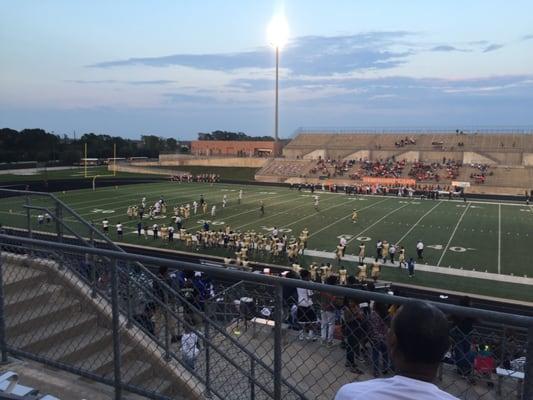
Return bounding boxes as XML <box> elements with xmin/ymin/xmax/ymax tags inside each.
<box><xmin>1</xmin><ymin>235</ymin><xmax>308</xmax><ymax>399</ymax></box>
<box><xmin>2</xmin><ymin>233</ymin><xmax>533</xmax><ymax>329</ymax></box>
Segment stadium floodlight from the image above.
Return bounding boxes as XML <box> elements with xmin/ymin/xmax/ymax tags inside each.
<box><xmin>267</xmin><ymin>13</ymin><xmax>289</xmax><ymax>156</ymax></box>
<box><xmin>267</xmin><ymin>14</ymin><xmax>289</xmax><ymax>49</ymax></box>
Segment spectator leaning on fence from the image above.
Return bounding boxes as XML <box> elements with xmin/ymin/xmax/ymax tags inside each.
<box><xmin>335</xmin><ymin>301</ymin><xmax>458</xmax><ymax>400</ymax></box>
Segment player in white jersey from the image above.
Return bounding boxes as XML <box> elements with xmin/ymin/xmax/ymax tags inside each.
<box><xmin>193</xmin><ymin>200</ymin><xmax>198</xmax><ymax>215</ymax></box>
<box><xmin>222</xmin><ymin>198</ymin><xmax>227</xmax><ymax>208</ymax></box>
<box><xmin>211</xmin><ymin>205</ymin><xmax>216</xmax><ymax>217</ymax></box>
<box><xmin>102</xmin><ymin>219</ymin><xmax>109</xmax><ymax>234</ymax></box>
<box><xmin>313</xmin><ymin>195</ymin><xmax>319</xmax><ymax>211</ymax></box>
<box><xmin>141</xmin><ymin>197</ymin><xmax>146</xmax><ymax>208</ymax></box>
<box><xmin>116</xmin><ymin>222</ymin><xmax>123</xmax><ymax>238</ymax></box>
<box><xmin>238</xmin><ymin>189</ymin><xmax>243</xmax><ymax>204</ymax></box>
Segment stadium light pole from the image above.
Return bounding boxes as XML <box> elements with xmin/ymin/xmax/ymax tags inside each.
<box><xmin>267</xmin><ymin>14</ymin><xmax>289</xmax><ymax>157</ymax></box>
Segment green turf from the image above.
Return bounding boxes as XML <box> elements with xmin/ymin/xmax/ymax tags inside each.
<box><xmin>0</xmin><ymin>181</ymin><xmax>532</xmax><ymax>301</ymax></box>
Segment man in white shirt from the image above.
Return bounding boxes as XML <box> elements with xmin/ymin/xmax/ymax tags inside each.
<box><xmin>192</xmin><ymin>200</ymin><xmax>198</xmax><ymax>215</ymax></box>
<box><xmin>102</xmin><ymin>219</ymin><xmax>109</xmax><ymax>234</ymax></box>
<box><xmin>416</xmin><ymin>240</ymin><xmax>424</xmax><ymax>260</ymax></box>
<box><xmin>116</xmin><ymin>222</ymin><xmax>123</xmax><ymax>238</ymax></box>
<box><xmin>296</xmin><ymin>270</ymin><xmax>316</xmax><ymax>341</ymax></box>
<box><xmin>335</xmin><ymin>301</ymin><xmax>458</xmax><ymax>400</ymax></box>
<box><xmin>339</xmin><ymin>236</ymin><xmax>347</xmax><ymax>256</ymax></box>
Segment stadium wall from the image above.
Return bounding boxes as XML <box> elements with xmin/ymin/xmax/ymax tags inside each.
<box><xmin>158</xmin><ymin>154</ymin><xmax>268</xmax><ymax>168</ymax></box>
<box><xmin>523</xmin><ymin>153</ymin><xmax>533</xmax><ymax>166</ymax></box>
<box><xmin>108</xmin><ymin>164</ymin><xmax>184</xmax><ymax>176</ymax></box>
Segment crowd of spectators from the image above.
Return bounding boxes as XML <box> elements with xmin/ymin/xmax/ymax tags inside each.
<box><xmin>394</xmin><ymin>136</ymin><xmax>417</xmax><ymax>147</ymax></box>
<box><xmin>359</xmin><ymin>158</ymin><xmax>406</xmax><ymax>178</ymax></box>
<box><xmin>309</xmin><ymin>158</ymin><xmax>357</xmax><ymax>178</ymax></box>
<box><xmin>408</xmin><ymin>160</ymin><xmax>461</xmax><ymax>182</ymax></box>
<box><xmin>469</xmin><ymin>163</ymin><xmax>491</xmax><ymax>184</ymax></box>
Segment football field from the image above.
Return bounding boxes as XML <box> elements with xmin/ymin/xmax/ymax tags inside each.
<box><xmin>1</xmin><ymin>181</ymin><xmax>532</xmax><ymax>301</ymax></box>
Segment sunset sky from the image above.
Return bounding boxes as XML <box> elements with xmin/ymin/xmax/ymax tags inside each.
<box><xmin>1</xmin><ymin>0</ymin><xmax>532</xmax><ymax>138</ymax></box>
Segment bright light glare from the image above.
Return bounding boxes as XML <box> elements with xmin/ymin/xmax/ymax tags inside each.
<box><xmin>267</xmin><ymin>14</ymin><xmax>289</xmax><ymax>48</ymax></box>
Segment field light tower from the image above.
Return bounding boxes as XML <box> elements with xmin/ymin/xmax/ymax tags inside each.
<box><xmin>267</xmin><ymin>14</ymin><xmax>289</xmax><ymax>156</ymax></box>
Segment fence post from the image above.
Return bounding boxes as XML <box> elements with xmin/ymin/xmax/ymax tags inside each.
<box><xmin>523</xmin><ymin>326</ymin><xmax>533</xmax><ymax>400</ymax></box>
<box><xmin>250</xmin><ymin>358</ymin><xmax>256</xmax><ymax>400</ymax></box>
<box><xmin>204</xmin><ymin>301</ymin><xmax>211</xmax><ymax>398</ymax></box>
<box><xmin>55</xmin><ymin>200</ymin><xmax>62</xmax><ymax>242</ymax></box>
<box><xmin>91</xmin><ymin>257</ymin><xmax>98</xmax><ymax>298</ymax></box>
<box><xmin>273</xmin><ymin>284</ymin><xmax>283</xmax><ymax>400</ymax></box>
<box><xmin>110</xmin><ymin>259</ymin><xmax>122</xmax><ymax>400</ymax></box>
<box><xmin>126</xmin><ymin>265</ymin><xmax>132</xmax><ymax>329</ymax></box>
<box><xmin>25</xmin><ymin>196</ymin><xmax>32</xmax><ymax>238</ymax></box>
<box><xmin>164</xmin><ymin>292</ymin><xmax>171</xmax><ymax>361</ymax></box>
<box><xmin>0</xmin><ymin>249</ymin><xmax>8</xmax><ymax>364</ymax></box>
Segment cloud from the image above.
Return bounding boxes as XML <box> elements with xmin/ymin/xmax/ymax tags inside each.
<box><xmin>482</xmin><ymin>43</ymin><xmax>504</xmax><ymax>53</ymax></box>
<box><xmin>430</xmin><ymin>45</ymin><xmax>464</xmax><ymax>52</ymax></box>
<box><xmin>163</xmin><ymin>93</ymin><xmax>217</xmax><ymax>104</ymax></box>
<box><xmin>67</xmin><ymin>79</ymin><xmax>175</xmax><ymax>85</ymax></box>
<box><xmin>89</xmin><ymin>31</ymin><xmax>416</xmax><ymax>76</ymax></box>
<box><xmin>522</xmin><ymin>34</ymin><xmax>533</xmax><ymax>41</ymax></box>
<box><xmin>225</xmin><ymin>75</ymin><xmax>533</xmax><ymax>105</ymax></box>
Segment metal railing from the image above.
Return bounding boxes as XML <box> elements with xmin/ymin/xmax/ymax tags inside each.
<box><xmin>0</xmin><ymin>233</ymin><xmax>532</xmax><ymax>400</ymax></box>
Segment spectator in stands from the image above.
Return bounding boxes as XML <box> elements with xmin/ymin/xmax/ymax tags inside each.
<box><xmin>134</xmin><ymin>302</ymin><xmax>155</xmax><ymax>335</ymax></box>
<box><xmin>335</xmin><ymin>301</ymin><xmax>457</xmax><ymax>400</ymax></box>
<box><xmin>343</xmin><ymin>295</ymin><xmax>365</xmax><ymax>374</ymax></box>
<box><xmin>369</xmin><ymin>302</ymin><xmax>390</xmax><ymax>377</ymax></box>
<box><xmin>319</xmin><ymin>275</ymin><xmax>340</xmax><ymax>346</ymax></box>
<box><xmin>282</xmin><ymin>271</ymin><xmax>299</xmax><ymax>328</ymax></box>
<box><xmin>180</xmin><ymin>322</ymin><xmax>200</xmax><ymax>370</ymax></box>
<box><xmin>297</xmin><ymin>269</ymin><xmax>317</xmax><ymax>341</ymax></box>
<box><xmin>450</xmin><ymin>296</ymin><xmax>475</xmax><ymax>379</ymax></box>
<box><xmin>152</xmin><ymin>266</ymin><xmax>172</xmax><ymax>335</ymax></box>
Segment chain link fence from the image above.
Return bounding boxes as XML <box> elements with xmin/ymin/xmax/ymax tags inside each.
<box><xmin>0</xmin><ymin>233</ymin><xmax>532</xmax><ymax>399</ymax></box>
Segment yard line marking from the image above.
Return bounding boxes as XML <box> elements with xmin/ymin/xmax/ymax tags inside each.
<box><xmin>234</xmin><ymin>192</ymin><xmax>343</xmax><ymax>230</ymax></box>
<box><xmin>437</xmin><ymin>202</ymin><xmax>471</xmax><ymax>267</ymax></box>
<box><xmin>112</xmin><ymin>188</ymin><xmax>294</xmax><ymax>229</ymax></box>
<box><xmin>346</xmin><ymin>202</ymin><xmax>411</xmax><ymax>246</ymax></box>
<box><xmin>198</xmin><ymin>192</ymin><xmax>324</xmax><ymax>230</ymax></box>
<box><xmin>280</xmin><ymin>196</ymin><xmax>358</xmax><ymax>229</ymax></box>
<box><xmin>396</xmin><ymin>201</ymin><xmax>443</xmax><ymax>246</ymax></box>
<box><xmin>72</xmin><ymin>182</ymin><xmax>264</xmax><ymax>210</ymax></box>
<box><xmin>308</xmin><ymin>198</ymin><xmax>390</xmax><ymax>239</ymax></box>
<box><xmin>498</xmin><ymin>203</ymin><xmax>501</xmax><ymax>274</ymax></box>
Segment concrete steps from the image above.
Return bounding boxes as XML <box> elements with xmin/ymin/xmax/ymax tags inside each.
<box><xmin>2</xmin><ymin>259</ymin><xmax>201</xmax><ymax>399</ymax></box>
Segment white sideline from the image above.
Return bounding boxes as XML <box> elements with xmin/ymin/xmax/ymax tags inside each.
<box><xmin>304</xmin><ymin>249</ymin><xmax>533</xmax><ymax>286</ymax></box>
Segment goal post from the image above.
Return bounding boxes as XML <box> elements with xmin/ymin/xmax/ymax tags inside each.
<box><xmin>84</xmin><ymin>141</ymin><xmax>119</xmax><ymax>188</ymax></box>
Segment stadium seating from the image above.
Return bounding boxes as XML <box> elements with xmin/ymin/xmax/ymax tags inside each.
<box><xmin>278</xmin><ymin>131</ymin><xmax>533</xmax><ymax>192</ymax></box>
<box><xmin>256</xmin><ymin>159</ymin><xmax>313</xmax><ymax>177</ymax></box>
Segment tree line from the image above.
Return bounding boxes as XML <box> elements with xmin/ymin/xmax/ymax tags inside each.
<box><xmin>198</xmin><ymin>130</ymin><xmax>274</xmax><ymax>141</ymax></box>
<box><xmin>0</xmin><ymin>128</ymin><xmax>183</xmax><ymax>164</ymax></box>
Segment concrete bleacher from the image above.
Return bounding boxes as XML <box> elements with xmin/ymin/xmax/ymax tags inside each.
<box><xmin>255</xmin><ymin>159</ymin><xmax>314</xmax><ymax>182</ymax></box>
<box><xmin>277</xmin><ymin>131</ymin><xmax>533</xmax><ymax>193</ymax></box>
<box><xmin>0</xmin><ymin>253</ymin><xmax>203</xmax><ymax>400</ymax></box>
<box><xmin>284</xmin><ymin>132</ymin><xmax>533</xmax><ymax>160</ymax></box>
